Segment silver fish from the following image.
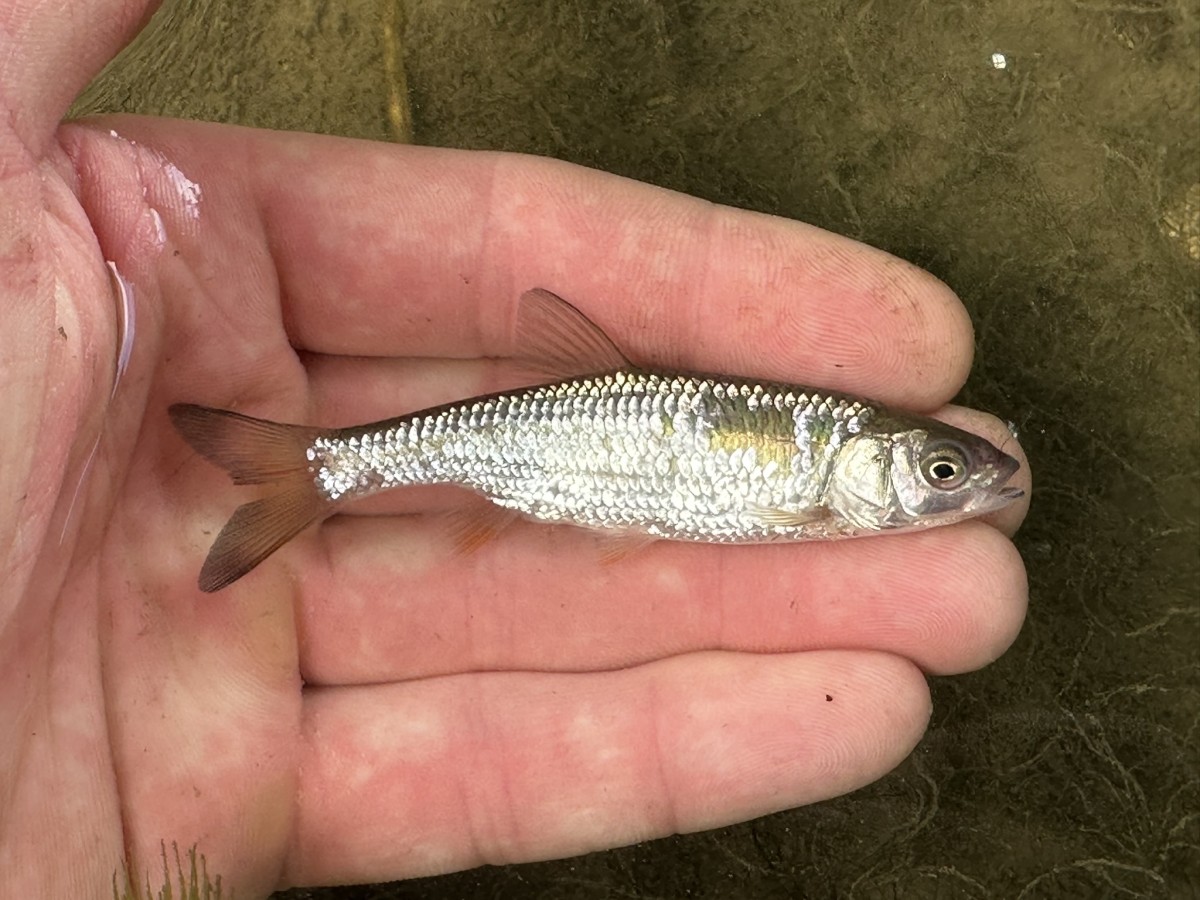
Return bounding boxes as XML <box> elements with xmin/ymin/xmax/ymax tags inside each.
<box><xmin>171</xmin><ymin>289</ymin><xmax>1022</xmax><ymax>592</ymax></box>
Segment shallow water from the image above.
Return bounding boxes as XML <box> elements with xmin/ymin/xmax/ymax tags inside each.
<box><xmin>79</xmin><ymin>1</ymin><xmax>1198</xmax><ymax>897</ymax></box>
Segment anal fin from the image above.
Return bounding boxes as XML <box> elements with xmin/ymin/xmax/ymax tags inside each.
<box><xmin>441</xmin><ymin>502</ymin><xmax>521</xmax><ymax>555</ymax></box>
<box><xmin>594</xmin><ymin>531</ymin><xmax>659</xmax><ymax>565</ymax></box>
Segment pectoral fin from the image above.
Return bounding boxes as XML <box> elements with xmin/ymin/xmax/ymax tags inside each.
<box><xmin>746</xmin><ymin>503</ymin><xmax>831</xmax><ymax>529</ymax></box>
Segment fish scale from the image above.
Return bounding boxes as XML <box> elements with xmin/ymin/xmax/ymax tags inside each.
<box><xmin>306</xmin><ymin>372</ymin><xmax>872</xmax><ymax>542</ymax></box>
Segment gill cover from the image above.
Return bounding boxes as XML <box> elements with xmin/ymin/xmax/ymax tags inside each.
<box><xmin>824</xmin><ymin>433</ymin><xmax>898</xmax><ymax>530</ymax></box>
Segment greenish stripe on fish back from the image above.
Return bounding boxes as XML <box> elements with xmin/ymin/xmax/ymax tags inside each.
<box><xmin>304</xmin><ymin>371</ymin><xmax>877</xmax><ymax>542</ymax></box>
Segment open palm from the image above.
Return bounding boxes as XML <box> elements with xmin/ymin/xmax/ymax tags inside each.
<box><xmin>0</xmin><ymin>6</ymin><xmax>1029</xmax><ymax>897</ymax></box>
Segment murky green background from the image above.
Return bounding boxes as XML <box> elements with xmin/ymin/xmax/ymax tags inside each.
<box><xmin>76</xmin><ymin>0</ymin><xmax>1199</xmax><ymax>897</ymax></box>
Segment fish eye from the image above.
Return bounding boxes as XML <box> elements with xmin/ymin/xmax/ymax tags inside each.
<box><xmin>920</xmin><ymin>442</ymin><xmax>971</xmax><ymax>490</ymax></box>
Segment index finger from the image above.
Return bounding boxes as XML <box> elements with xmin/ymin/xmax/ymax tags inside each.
<box><xmin>269</xmin><ymin>141</ymin><xmax>973</xmax><ymax>410</ymax></box>
<box><xmin>93</xmin><ymin>120</ymin><xmax>975</xmax><ymax>409</ymax></box>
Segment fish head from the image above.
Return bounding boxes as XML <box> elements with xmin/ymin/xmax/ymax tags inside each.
<box><xmin>826</xmin><ymin>417</ymin><xmax>1023</xmax><ymax>533</ymax></box>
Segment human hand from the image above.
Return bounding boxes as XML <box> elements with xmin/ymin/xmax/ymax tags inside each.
<box><xmin>0</xmin><ymin>2</ymin><xmax>1029</xmax><ymax>896</ymax></box>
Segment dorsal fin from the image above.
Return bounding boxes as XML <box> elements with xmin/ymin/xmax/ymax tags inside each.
<box><xmin>513</xmin><ymin>288</ymin><xmax>632</xmax><ymax>379</ymax></box>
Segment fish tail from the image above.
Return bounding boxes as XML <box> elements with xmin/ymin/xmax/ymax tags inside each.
<box><xmin>169</xmin><ymin>403</ymin><xmax>327</xmax><ymax>592</ymax></box>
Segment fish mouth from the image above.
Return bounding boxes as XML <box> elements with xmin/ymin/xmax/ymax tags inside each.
<box><xmin>963</xmin><ymin>481</ymin><xmax>1023</xmax><ymax>518</ymax></box>
<box><xmin>972</xmin><ymin>452</ymin><xmax>1024</xmax><ymax>512</ymax></box>
<box><xmin>988</xmin><ymin>451</ymin><xmax>1023</xmax><ymax>504</ymax></box>
<box><xmin>976</xmin><ymin>470</ymin><xmax>1024</xmax><ymax>514</ymax></box>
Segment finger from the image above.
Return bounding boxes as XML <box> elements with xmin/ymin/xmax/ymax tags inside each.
<box><xmin>266</xmin><ymin>145</ymin><xmax>972</xmax><ymax>408</ymax></box>
<box><xmin>1</xmin><ymin>1</ymin><xmax>157</xmax><ymax>151</ymax></box>
<box><xmin>293</xmin><ymin>517</ymin><xmax>1026</xmax><ymax>686</ymax></box>
<box><xmin>300</xmin><ymin>353</ymin><xmax>512</xmax><ymax>427</ymax></box>
<box><xmin>86</xmin><ymin>120</ymin><xmax>973</xmax><ymax>409</ymax></box>
<box><xmin>281</xmin><ymin>650</ymin><xmax>930</xmax><ymax>887</ymax></box>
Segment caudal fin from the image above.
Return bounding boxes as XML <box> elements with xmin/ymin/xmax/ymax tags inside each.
<box><xmin>169</xmin><ymin>404</ymin><xmax>327</xmax><ymax>592</ymax></box>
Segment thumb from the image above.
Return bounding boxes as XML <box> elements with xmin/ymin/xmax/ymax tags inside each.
<box><xmin>0</xmin><ymin>0</ymin><xmax>158</xmax><ymax>153</ymax></box>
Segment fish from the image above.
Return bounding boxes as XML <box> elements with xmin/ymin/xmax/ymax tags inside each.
<box><xmin>170</xmin><ymin>288</ymin><xmax>1023</xmax><ymax>592</ymax></box>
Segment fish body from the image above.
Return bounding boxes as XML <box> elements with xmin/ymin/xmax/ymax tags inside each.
<box><xmin>171</xmin><ymin>290</ymin><xmax>1022</xmax><ymax>592</ymax></box>
<box><xmin>308</xmin><ymin>371</ymin><xmax>1013</xmax><ymax>541</ymax></box>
